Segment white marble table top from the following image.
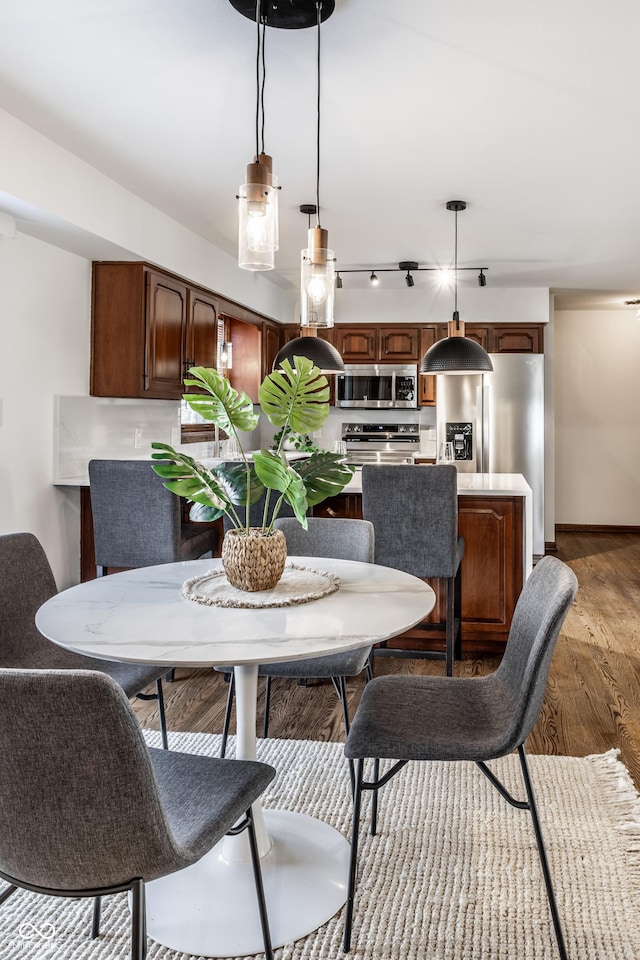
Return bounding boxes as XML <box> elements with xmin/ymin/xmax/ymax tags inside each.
<box><xmin>36</xmin><ymin>557</ymin><xmax>435</xmax><ymax>668</ymax></box>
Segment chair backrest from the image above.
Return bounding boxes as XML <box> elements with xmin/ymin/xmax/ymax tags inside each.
<box><xmin>0</xmin><ymin>668</ymin><xmax>182</xmax><ymax>891</ymax></box>
<box><xmin>89</xmin><ymin>459</ymin><xmax>183</xmax><ymax>567</ymax></box>
<box><xmin>273</xmin><ymin>517</ymin><xmax>375</xmax><ymax>562</ymax></box>
<box><xmin>361</xmin><ymin>464</ymin><xmax>458</xmax><ymax>578</ymax></box>
<box><xmin>495</xmin><ymin>555</ymin><xmax>578</xmax><ymax>750</ymax></box>
<box><xmin>0</xmin><ymin>532</ymin><xmax>58</xmax><ymax>662</ymax></box>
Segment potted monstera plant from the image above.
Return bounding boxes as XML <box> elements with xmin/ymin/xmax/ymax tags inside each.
<box><xmin>151</xmin><ymin>357</ymin><xmax>353</xmax><ymax>591</ymax></box>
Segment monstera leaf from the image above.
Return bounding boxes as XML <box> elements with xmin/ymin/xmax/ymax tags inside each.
<box><xmin>252</xmin><ymin>451</ymin><xmax>309</xmax><ymax>528</ymax></box>
<box><xmin>258</xmin><ymin>357</ymin><xmax>329</xmax><ymax>435</ymax></box>
<box><xmin>295</xmin><ymin>452</ymin><xmax>355</xmax><ymax>506</ymax></box>
<box><xmin>151</xmin><ymin>359</ymin><xmax>352</xmax><ymax>534</ymax></box>
<box><xmin>183</xmin><ymin>366</ymin><xmax>259</xmax><ymax>435</ymax></box>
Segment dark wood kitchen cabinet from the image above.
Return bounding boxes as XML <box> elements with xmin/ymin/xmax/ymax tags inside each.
<box><xmin>489</xmin><ymin>324</ymin><xmax>543</xmax><ymax>353</ymax></box>
<box><xmin>92</xmin><ymin>262</ymin><xmax>219</xmax><ymax>399</ymax></box>
<box><xmin>312</xmin><ymin>490</ymin><xmax>523</xmax><ymax>650</ymax></box>
<box><xmin>332</xmin><ymin>325</ymin><xmax>420</xmax><ymax>362</ymax></box>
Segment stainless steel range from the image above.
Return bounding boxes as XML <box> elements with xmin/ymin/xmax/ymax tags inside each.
<box><xmin>342</xmin><ymin>422</ymin><xmax>420</xmax><ymax>465</ymax></box>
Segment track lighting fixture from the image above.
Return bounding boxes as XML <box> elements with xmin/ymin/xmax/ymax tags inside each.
<box><xmin>336</xmin><ymin>272</ymin><xmax>343</xmax><ymax>289</ymax></box>
<box><xmin>335</xmin><ymin>260</ymin><xmax>489</xmax><ymax>288</ymax></box>
<box><xmin>420</xmin><ymin>201</ymin><xmax>493</xmax><ymax>375</ymax></box>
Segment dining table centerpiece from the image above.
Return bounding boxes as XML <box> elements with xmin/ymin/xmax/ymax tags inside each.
<box><xmin>151</xmin><ymin>358</ymin><xmax>354</xmax><ymax>592</ymax></box>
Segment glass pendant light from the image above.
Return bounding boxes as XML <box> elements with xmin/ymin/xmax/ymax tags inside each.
<box><xmin>301</xmin><ymin>1</ymin><xmax>336</xmax><ymax>328</ymax></box>
<box><xmin>420</xmin><ymin>201</ymin><xmax>493</xmax><ymax>375</ymax></box>
<box><xmin>238</xmin><ymin>1</ymin><xmax>279</xmax><ymax>271</ymax></box>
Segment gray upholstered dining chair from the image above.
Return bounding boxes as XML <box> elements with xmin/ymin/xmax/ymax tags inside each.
<box><xmin>361</xmin><ymin>463</ymin><xmax>463</xmax><ymax>675</ymax></box>
<box><xmin>341</xmin><ymin>556</ymin><xmax>578</xmax><ymax>960</ymax></box>
<box><xmin>89</xmin><ymin>459</ymin><xmax>218</xmax><ymax>576</ymax></box>
<box><xmin>0</xmin><ymin>668</ymin><xmax>275</xmax><ymax>960</ymax></box>
<box><xmin>218</xmin><ymin>517</ymin><xmax>375</xmax><ymax>759</ymax></box>
<box><xmin>0</xmin><ymin>531</ymin><xmax>171</xmax><ymax>749</ymax></box>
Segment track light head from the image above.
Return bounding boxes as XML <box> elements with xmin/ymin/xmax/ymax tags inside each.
<box><xmin>369</xmin><ymin>271</ymin><xmax>379</xmax><ymax>287</ymax></box>
<box><xmin>405</xmin><ymin>271</ymin><xmax>415</xmax><ymax>288</ymax></box>
<box><xmin>478</xmin><ymin>269</ymin><xmax>487</xmax><ymax>287</ymax></box>
<box><xmin>336</xmin><ymin>272</ymin><xmax>343</xmax><ymax>289</ymax></box>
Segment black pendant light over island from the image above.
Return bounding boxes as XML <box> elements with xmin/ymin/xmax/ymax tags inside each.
<box><xmin>420</xmin><ymin>201</ymin><xmax>493</xmax><ymax>375</ymax></box>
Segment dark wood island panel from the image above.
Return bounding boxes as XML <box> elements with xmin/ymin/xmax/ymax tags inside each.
<box><xmin>314</xmin><ymin>492</ymin><xmax>524</xmax><ymax>651</ymax></box>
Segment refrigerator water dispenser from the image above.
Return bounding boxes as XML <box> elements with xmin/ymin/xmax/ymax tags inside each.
<box><xmin>445</xmin><ymin>422</ymin><xmax>473</xmax><ymax>460</ymax></box>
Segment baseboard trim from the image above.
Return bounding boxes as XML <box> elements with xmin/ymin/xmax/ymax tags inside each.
<box><xmin>556</xmin><ymin>523</ymin><xmax>640</xmax><ymax>534</ymax></box>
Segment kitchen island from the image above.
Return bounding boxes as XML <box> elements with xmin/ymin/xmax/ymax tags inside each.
<box><xmin>314</xmin><ymin>470</ymin><xmax>532</xmax><ymax>651</ymax></box>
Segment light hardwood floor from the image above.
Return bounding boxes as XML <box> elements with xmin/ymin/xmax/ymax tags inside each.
<box><xmin>133</xmin><ymin>532</ymin><xmax>640</xmax><ymax>788</ymax></box>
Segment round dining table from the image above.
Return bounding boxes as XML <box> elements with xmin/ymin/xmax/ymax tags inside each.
<box><xmin>36</xmin><ymin>556</ymin><xmax>435</xmax><ymax>957</ymax></box>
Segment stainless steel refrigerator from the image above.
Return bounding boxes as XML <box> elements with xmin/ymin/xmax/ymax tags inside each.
<box><xmin>436</xmin><ymin>353</ymin><xmax>545</xmax><ymax>556</ymax></box>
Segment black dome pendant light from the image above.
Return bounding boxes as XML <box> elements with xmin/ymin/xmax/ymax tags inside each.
<box><xmin>420</xmin><ymin>201</ymin><xmax>493</xmax><ymax>375</ymax></box>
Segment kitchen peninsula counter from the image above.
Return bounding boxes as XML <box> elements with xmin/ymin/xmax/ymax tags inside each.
<box><xmin>315</xmin><ymin>469</ymin><xmax>532</xmax><ymax>651</ymax></box>
<box><xmin>60</xmin><ymin>466</ymin><xmax>531</xmax><ymax>653</ymax></box>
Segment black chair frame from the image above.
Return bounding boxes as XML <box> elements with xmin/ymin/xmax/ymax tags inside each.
<box><xmin>343</xmin><ymin>746</ymin><xmax>568</xmax><ymax>960</ymax></box>
<box><xmin>0</xmin><ymin>807</ymin><xmax>272</xmax><ymax>960</ymax></box>
<box><xmin>372</xmin><ymin>563</ymin><xmax>462</xmax><ymax>676</ymax></box>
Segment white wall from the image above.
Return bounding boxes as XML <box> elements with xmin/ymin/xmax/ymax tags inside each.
<box><xmin>0</xmin><ymin>108</ymin><xmax>296</xmax><ymax>324</ymax></box>
<box><xmin>555</xmin><ymin>308</ymin><xmax>640</xmax><ymax>524</ymax></box>
<box><xmin>0</xmin><ymin>233</ymin><xmax>90</xmax><ymax>587</ymax></box>
<box><xmin>333</xmin><ymin>284</ymin><xmax>550</xmax><ymax>326</ymax></box>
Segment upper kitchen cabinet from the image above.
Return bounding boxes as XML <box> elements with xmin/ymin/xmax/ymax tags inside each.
<box><xmin>489</xmin><ymin>324</ymin><xmax>543</xmax><ymax>353</ymax></box>
<box><xmin>92</xmin><ymin>262</ymin><xmax>218</xmax><ymax>399</ymax></box>
<box><xmin>333</xmin><ymin>325</ymin><xmax>420</xmax><ymax>362</ymax></box>
<box><xmin>262</xmin><ymin>320</ymin><xmax>281</xmax><ymax>377</ymax></box>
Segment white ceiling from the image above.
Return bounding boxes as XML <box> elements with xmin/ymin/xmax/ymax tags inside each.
<box><xmin>1</xmin><ymin>0</ymin><xmax>640</xmax><ymax>309</ymax></box>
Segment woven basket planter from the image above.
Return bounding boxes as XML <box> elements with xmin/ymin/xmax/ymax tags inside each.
<box><xmin>221</xmin><ymin>528</ymin><xmax>287</xmax><ymax>592</ymax></box>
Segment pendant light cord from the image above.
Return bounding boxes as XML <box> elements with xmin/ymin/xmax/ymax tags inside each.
<box><xmin>315</xmin><ymin>1</ymin><xmax>322</xmax><ymax>228</ymax></box>
<box><xmin>454</xmin><ymin>207</ymin><xmax>459</xmax><ymax>328</ymax></box>
<box><xmin>260</xmin><ymin>14</ymin><xmax>266</xmax><ymax>154</ymax></box>
<box><xmin>255</xmin><ymin>0</ymin><xmax>261</xmax><ymax>159</ymax></box>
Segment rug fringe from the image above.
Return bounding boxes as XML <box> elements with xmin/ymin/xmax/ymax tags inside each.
<box><xmin>587</xmin><ymin>748</ymin><xmax>640</xmax><ymax>881</ymax></box>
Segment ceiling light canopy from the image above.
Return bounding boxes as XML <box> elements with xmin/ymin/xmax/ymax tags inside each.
<box><xmin>229</xmin><ymin>0</ymin><xmax>334</xmax><ymax>29</ymax></box>
<box><xmin>420</xmin><ymin>201</ymin><xmax>493</xmax><ymax>376</ymax></box>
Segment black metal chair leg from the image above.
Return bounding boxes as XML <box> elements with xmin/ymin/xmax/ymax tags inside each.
<box><xmin>518</xmin><ymin>746</ymin><xmax>568</xmax><ymax>960</ymax></box>
<box><xmin>371</xmin><ymin>758</ymin><xmax>380</xmax><ymax>836</ymax></box>
<box><xmin>445</xmin><ymin>576</ymin><xmax>455</xmax><ymax>677</ymax></box>
<box><xmin>262</xmin><ymin>676</ymin><xmax>272</xmax><ymax>739</ymax></box>
<box><xmin>130</xmin><ymin>879</ymin><xmax>146</xmax><ymax>960</ymax></box>
<box><xmin>156</xmin><ymin>679</ymin><xmax>168</xmax><ymax>750</ymax></box>
<box><xmin>220</xmin><ymin>670</ymin><xmax>235</xmax><ymax>758</ymax></box>
<box><xmin>246</xmin><ymin>809</ymin><xmax>274</xmax><ymax>960</ymax></box>
<box><xmin>453</xmin><ymin>564</ymin><xmax>463</xmax><ymax>660</ymax></box>
<box><xmin>91</xmin><ymin>896</ymin><xmax>102</xmax><ymax>939</ymax></box>
<box><xmin>0</xmin><ymin>883</ymin><xmax>17</xmax><ymax>906</ymax></box>
<box><xmin>343</xmin><ymin>758</ymin><xmax>364</xmax><ymax>952</ymax></box>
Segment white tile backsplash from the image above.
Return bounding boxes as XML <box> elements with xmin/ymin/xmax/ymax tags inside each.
<box><xmin>54</xmin><ymin>396</ymin><xmax>215</xmax><ymax>482</ymax></box>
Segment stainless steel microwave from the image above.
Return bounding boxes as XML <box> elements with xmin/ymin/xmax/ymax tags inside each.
<box><xmin>337</xmin><ymin>364</ymin><xmax>418</xmax><ymax>409</ymax></box>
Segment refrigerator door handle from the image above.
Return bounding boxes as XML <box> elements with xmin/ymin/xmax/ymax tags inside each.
<box><xmin>478</xmin><ymin>382</ymin><xmax>490</xmax><ymax>474</ymax></box>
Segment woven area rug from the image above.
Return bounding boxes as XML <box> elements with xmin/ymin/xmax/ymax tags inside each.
<box><xmin>1</xmin><ymin>731</ymin><xmax>639</xmax><ymax>960</ymax></box>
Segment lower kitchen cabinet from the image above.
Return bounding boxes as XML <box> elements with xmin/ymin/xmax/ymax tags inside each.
<box><xmin>312</xmin><ymin>492</ymin><xmax>524</xmax><ymax>650</ymax></box>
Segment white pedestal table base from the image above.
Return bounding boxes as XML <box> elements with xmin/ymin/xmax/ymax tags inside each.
<box><xmin>146</xmin><ymin>808</ymin><xmax>350</xmax><ymax>956</ymax></box>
